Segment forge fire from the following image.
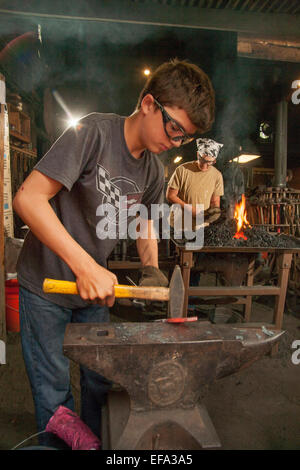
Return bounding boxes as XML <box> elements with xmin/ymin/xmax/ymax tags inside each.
<box><xmin>204</xmin><ymin>195</ymin><xmax>300</xmax><ymax>249</ymax></box>
<box><xmin>233</xmin><ymin>194</ymin><xmax>251</xmax><ymax>241</ymax></box>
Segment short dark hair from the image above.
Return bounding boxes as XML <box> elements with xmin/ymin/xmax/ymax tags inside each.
<box><xmin>137</xmin><ymin>58</ymin><xmax>215</xmax><ymax>134</ymax></box>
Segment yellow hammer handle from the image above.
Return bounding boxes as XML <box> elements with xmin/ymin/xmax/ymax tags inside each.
<box><xmin>43</xmin><ymin>278</ymin><xmax>169</xmax><ymax>301</ymax></box>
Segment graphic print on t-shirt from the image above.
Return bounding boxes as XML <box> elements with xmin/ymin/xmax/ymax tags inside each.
<box><xmin>96</xmin><ymin>164</ymin><xmax>144</xmax><ymax>225</ymax></box>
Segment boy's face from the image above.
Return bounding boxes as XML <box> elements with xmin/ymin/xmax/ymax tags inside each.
<box><xmin>141</xmin><ymin>94</ymin><xmax>198</xmax><ymax>154</ymax></box>
<box><xmin>197</xmin><ymin>153</ymin><xmax>216</xmax><ymax>172</ymax></box>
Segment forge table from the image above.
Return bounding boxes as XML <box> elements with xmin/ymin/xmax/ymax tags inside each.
<box><xmin>177</xmin><ymin>245</ymin><xmax>300</xmax><ymax>334</ymax></box>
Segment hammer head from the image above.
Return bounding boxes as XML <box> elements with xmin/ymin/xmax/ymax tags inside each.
<box><xmin>168</xmin><ymin>265</ymin><xmax>185</xmax><ymax>318</ymax></box>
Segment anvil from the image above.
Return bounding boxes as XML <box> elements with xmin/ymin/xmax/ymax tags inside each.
<box><xmin>63</xmin><ymin>321</ymin><xmax>283</xmax><ymax>450</ymax></box>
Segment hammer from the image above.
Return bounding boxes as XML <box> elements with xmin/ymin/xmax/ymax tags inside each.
<box><xmin>43</xmin><ymin>265</ymin><xmax>191</xmax><ymax>321</ymax></box>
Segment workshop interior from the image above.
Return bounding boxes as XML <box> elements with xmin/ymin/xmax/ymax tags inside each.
<box><xmin>0</xmin><ymin>0</ymin><xmax>299</xmax><ymax>451</ymax></box>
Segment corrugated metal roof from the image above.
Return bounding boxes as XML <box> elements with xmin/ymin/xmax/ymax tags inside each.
<box><xmin>132</xmin><ymin>0</ymin><xmax>300</xmax><ymax>15</ymax></box>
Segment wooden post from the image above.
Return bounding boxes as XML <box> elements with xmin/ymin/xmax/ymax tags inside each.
<box><xmin>273</xmin><ymin>252</ymin><xmax>292</xmax><ymax>329</ymax></box>
<box><xmin>244</xmin><ymin>257</ymin><xmax>255</xmax><ymax>322</ymax></box>
<box><xmin>270</xmin><ymin>252</ymin><xmax>292</xmax><ymax>355</ymax></box>
<box><xmin>0</xmin><ymin>103</ymin><xmax>6</xmax><ymax>352</ymax></box>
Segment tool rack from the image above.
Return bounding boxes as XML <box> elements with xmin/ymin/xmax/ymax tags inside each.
<box><xmin>246</xmin><ymin>187</ymin><xmax>300</xmax><ymax>236</ymax></box>
<box><xmin>246</xmin><ymin>189</ymin><xmax>300</xmax><ymax>297</ymax></box>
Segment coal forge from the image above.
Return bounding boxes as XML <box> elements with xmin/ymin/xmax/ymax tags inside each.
<box><xmin>204</xmin><ymin>219</ymin><xmax>300</xmax><ymax>249</ymax></box>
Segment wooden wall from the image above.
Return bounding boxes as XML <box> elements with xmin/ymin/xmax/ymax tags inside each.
<box><xmin>0</xmin><ymin>104</ymin><xmax>6</xmax><ymax>347</ymax></box>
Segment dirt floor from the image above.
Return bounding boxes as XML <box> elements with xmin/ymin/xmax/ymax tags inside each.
<box><xmin>0</xmin><ymin>295</ymin><xmax>299</xmax><ymax>451</ymax></box>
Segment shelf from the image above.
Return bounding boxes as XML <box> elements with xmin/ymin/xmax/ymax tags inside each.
<box><xmin>10</xmin><ymin>144</ymin><xmax>37</xmax><ymax>158</ymax></box>
<box><xmin>7</xmin><ymin>103</ymin><xmax>31</xmax><ymax>143</ymax></box>
<box><xmin>253</xmin><ymin>224</ymin><xmax>290</xmax><ymax>227</ymax></box>
<box><xmin>249</xmin><ymin>202</ymin><xmax>300</xmax><ymax>206</ymax></box>
<box><xmin>9</xmin><ymin>130</ymin><xmax>31</xmax><ymax>144</ymax></box>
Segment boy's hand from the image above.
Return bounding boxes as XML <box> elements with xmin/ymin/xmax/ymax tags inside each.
<box><xmin>139</xmin><ymin>266</ymin><xmax>169</xmax><ymax>287</ymax></box>
<box><xmin>204</xmin><ymin>207</ymin><xmax>221</xmax><ymax>224</ymax></box>
<box><xmin>76</xmin><ymin>262</ymin><xmax>118</xmax><ymax>307</ymax></box>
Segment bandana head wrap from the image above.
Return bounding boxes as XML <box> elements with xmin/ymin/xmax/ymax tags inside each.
<box><xmin>196</xmin><ymin>138</ymin><xmax>223</xmax><ymax>159</ymax></box>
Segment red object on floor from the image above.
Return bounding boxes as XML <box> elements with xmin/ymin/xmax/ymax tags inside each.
<box><xmin>46</xmin><ymin>406</ymin><xmax>101</xmax><ymax>450</ymax></box>
<box><xmin>5</xmin><ymin>279</ymin><xmax>20</xmax><ymax>332</ymax></box>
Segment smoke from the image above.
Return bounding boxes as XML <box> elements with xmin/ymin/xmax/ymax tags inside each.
<box><xmin>212</xmin><ymin>58</ymin><xmax>268</xmax><ymax>168</ymax></box>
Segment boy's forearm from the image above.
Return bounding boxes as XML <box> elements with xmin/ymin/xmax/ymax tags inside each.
<box><xmin>136</xmin><ymin>219</ymin><xmax>159</xmax><ymax>268</ymax></box>
<box><xmin>166</xmin><ymin>191</ymin><xmax>185</xmax><ymax>208</ymax></box>
<box><xmin>136</xmin><ymin>237</ymin><xmax>159</xmax><ymax>268</ymax></box>
<box><xmin>210</xmin><ymin>195</ymin><xmax>220</xmax><ymax>208</ymax></box>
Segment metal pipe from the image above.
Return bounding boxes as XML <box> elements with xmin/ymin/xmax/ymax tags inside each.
<box><xmin>274</xmin><ymin>100</ymin><xmax>288</xmax><ymax>188</ymax></box>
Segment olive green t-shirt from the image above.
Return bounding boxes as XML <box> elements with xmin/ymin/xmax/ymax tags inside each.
<box><xmin>168</xmin><ymin>160</ymin><xmax>224</xmax><ymax>229</ymax></box>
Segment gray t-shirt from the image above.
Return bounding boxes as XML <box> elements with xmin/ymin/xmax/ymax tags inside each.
<box><xmin>17</xmin><ymin>113</ymin><xmax>165</xmax><ymax>308</ymax></box>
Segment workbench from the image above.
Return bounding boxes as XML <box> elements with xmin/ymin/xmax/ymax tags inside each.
<box><xmin>176</xmin><ymin>245</ymin><xmax>299</xmax><ymax>333</ymax></box>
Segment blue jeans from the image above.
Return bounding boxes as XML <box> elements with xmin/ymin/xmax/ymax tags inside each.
<box><xmin>19</xmin><ymin>286</ymin><xmax>112</xmax><ymax>448</ymax></box>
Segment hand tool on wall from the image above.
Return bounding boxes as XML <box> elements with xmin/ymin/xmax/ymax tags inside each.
<box><xmin>295</xmin><ymin>204</ymin><xmax>300</xmax><ymax>237</ymax></box>
<box><xmin>270</xmin><ymin>200</ymin><xmax>275</xmax><ymax>226</ymax></box>
<box><xmin>256</xmin><ymin>205</ymin><xmax>260</xmax><ymax>224</ymax></box>
<box><xmin>291</xmin><ymin>205</ymin><xmax>296</xmax><ymax>236</ymax></box>
<box><xmin>259</xmin><ymin>202</ymin><xmax>264</xmax><ymax>224</ymax></box>
<box><xmin>43</xmin><ymin>265</ymin><xmax>186</xmax><ymax>320</ymax></box>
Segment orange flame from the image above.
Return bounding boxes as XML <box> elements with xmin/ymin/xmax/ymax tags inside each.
<box><xmin>233</xmin><ymin>194</ymin><xmax>251</xmax><ymax>240</ymax></box>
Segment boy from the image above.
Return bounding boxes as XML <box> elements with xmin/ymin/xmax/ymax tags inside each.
<box><xmin>13</xmin><ymin>58</ymin><xmax>215</xmax><ymax>447</ymax></box>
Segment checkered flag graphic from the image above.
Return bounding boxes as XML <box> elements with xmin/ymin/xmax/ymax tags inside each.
<box><xmin>97</xmin><ymin>165</ymin><xmax>121</xmax><ymax>209</ymax></box>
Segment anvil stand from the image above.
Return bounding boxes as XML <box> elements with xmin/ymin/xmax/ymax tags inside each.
<box><xmin>63</xmin><ymin>321</ymin><xmax>283</xmax><ymax>450</ymax></box>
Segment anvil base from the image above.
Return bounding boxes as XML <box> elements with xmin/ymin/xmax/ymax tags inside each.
<box><xmin>103</xmin><ymin>389</ymin><xmax>221</xmax><ymax>450</ymax></box>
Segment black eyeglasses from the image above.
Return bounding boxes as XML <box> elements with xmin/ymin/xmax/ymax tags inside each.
<box><xmin>153</xmin><ymin>98</ymin><xmax>194</xmax><ymax>146</ymax></box>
